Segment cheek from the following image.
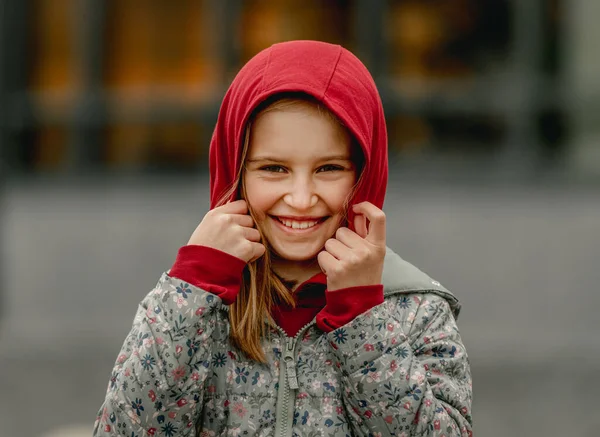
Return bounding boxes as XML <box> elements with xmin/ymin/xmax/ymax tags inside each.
<box><xmin>244</xmin><ymin>177</ymin><xmax>276</xmax><ymax>217</ymax></box>
<box><xmin>322</xmin><ymin>179</ymin><xmax>355</xmax><ymax>213</ymax></box>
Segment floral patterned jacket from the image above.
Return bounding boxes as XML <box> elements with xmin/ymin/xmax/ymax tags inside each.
<box><xmin>93</xmin><ymin>248</ymin><xmax>473</xmax><ymax>436</ymax></box>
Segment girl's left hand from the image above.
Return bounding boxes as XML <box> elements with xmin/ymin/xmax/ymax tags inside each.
<box><xmin>318</xmin><ymin>201</ymin><xmax>386</xmax><ymax>291</ymax></box>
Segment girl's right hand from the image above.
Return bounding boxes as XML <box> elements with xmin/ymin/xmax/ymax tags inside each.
<box><xmin>187</xmin><ymin>200</ymin><xmax>265</xmax><ymax>263</ymax></box>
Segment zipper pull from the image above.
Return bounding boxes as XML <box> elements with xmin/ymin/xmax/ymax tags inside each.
<box><xmin>285</xmin><ymin>356</ymin><xmax>299</xmax><ymax>390</ymax></box>
<box><xmin>285</xmin><ymin>338</ymin><xmax>299</xmax><ymax>390</ymax></box>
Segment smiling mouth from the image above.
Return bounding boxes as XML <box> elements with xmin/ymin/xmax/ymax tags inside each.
<box><xmin>271</xmin><ymin>216</ymin><xmax>328</xmax><ymax>230</ymax></box>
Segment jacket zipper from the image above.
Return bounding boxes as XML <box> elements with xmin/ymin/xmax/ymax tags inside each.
<box><xmin>273</xmin><ymin>321</ymin><xmax>315</xmax><ymax>437</ymax></box>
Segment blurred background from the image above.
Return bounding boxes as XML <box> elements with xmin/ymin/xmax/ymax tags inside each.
<box><xmin>1</xmin><ymin>1</ymin><xmax>599</xmax><ymax>436</ymax></box>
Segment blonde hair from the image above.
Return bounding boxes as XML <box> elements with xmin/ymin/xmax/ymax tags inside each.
<box><xmin>216</xmin><ymin>94</ymin><xmax>363</xmax><ymax>362</ymax></box>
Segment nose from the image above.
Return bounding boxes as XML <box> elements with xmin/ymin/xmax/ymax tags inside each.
<box><xmin>283</xmin><ymin>177</ymin><xmax>318</xmax><ymax>210</ymax></box>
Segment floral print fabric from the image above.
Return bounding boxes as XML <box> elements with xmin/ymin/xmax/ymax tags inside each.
<box><xmin>93</xmin><ymin>272</ymin><xmax>472</xmax><ymax>436</ymax></box>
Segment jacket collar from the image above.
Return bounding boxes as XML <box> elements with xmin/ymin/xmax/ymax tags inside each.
<box><xmin>382</xmin><ymin>247</ymin><xmax>462</xmax><ymax>318</ymax></box>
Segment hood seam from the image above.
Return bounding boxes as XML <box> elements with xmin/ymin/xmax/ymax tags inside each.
<box><xmin>322</xmin><ymin>45</ymin><xmax>343</xmax><ymax>99</ymax></box>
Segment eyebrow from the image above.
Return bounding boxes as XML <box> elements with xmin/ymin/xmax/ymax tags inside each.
<box><xmin>246</xmin><ymin>155</ymin><xmax>351</xmax><ymax>163</ymax></box>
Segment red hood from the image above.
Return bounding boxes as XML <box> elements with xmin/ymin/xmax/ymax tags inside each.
<box><xmin>209</xmin><ymin>40</ymin><xmax>388</xmax><ymax>229</ymax></box>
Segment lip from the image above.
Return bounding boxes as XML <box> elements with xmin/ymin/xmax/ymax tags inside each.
<box><xmin>270</xmin><ymin>215</ymin><xmax>328</xmax><ymax>234</ymax></box>
<box><xmin>274</xmin><ymin>215</ymin><xmax>326</xmax><ymax>221</ymax></box>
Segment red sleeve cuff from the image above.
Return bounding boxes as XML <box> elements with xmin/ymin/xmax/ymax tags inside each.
<box><xmin>168</xmin><ymin>245</ymin><xmax>246</xmax><ymax>305</ymax></box>
<box><xmin>316</xmin><ymin>284</ymin><xmax>384</xmax><ymax>332</ymax></box>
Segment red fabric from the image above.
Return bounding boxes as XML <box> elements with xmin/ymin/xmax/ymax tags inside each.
<box><xmin>271</xmin><ymin>273</ymin><xmax>327</xmax><ymax>337</ymax></box>
<box><xmin>169</xmin><ymin>246</ymin><xmax>383</xmax><ymax>335</ymax></box>
<box><xmin>169</xmin><ymin>245</ymin><xmax>246</xmax><ymax>305</ymax></box>
<box><xmin>316</xmin><ymin>284</ymin><xmax>384</xmax><ymax>332</ymax></box>
<box><xmin>208</xmin><ymin>40</ymin><xmax>388</xmax><ymax>230</ymax></box>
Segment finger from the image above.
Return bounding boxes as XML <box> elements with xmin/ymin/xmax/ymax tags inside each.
<box><xmin>317</xmin><ymin>250</ymin><xmax>338</xmax><ymax>275</ymax></box>
<box><xmin>228</xmin><ymin>213</ymin><xmax>255</xmax><ymax>228</ymax></box>
<box><xmin>218</xmin><ymin>199</ymin><xmax>248</xmax><ymax>214</ymax></box>
<box><xmin>352</xmin><ymin>202</ymin><xmax>386</xmax><ymax>244</ymax></box>
<box><xmin>243</xmin><ymin>226</ymin><xmax>261</xmax><ymax>242</ymax></box>
<box><xmin>324</xmin><ymin>237</ymin><xmax>352</xmax><ymax>260</ymax></box>
<box><xmin>334</xmin><ymin>226</ymin><xmax>364</xmax><ymax>248</ymax></box>
<box><xmin>248</xmin><ymin>242</ymin><xmax>265</xmax><ymax>262</ymax></box>
<box><xmin>354</xmin><ymin>213</ymin><xmax>368</xmax><ymax>239</ymax></box>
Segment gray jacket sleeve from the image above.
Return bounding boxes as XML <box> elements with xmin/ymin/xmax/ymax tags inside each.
<box><xmin>93</xmin><ymin>273</ymin><xmax>228</xmax><ymax>437</ymax></box>
<box><xmin>325</xmin><ymin>292</ymin><xmax>473</xmax><ymax>436</ymax></box>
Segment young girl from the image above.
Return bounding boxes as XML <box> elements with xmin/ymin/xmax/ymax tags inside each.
<box><xmin>94</xmin><ymin>40</ymin><xmax>472</xmax><ymax>437</ymax></box>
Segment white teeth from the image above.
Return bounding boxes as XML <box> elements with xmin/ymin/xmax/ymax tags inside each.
<box><xmin>278</xmin><ymin>218</ymin><xmax>319</xmax><ymax>229</ymax></box>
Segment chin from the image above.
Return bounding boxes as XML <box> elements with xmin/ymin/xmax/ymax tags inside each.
<box><xmin>270</xmin><ymin>242</ymin><xmax>323</xmax><ymax>262</ymax></box>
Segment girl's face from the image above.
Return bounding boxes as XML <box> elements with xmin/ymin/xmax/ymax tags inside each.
<box><xmin>243</xmin><ymin>103</ymin><xmax>357</xmax><ymax>263</ymax></box>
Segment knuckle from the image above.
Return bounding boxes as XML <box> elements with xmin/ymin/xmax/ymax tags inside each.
<box><xmin>355</xmin><ymin>250</ymin><xmax>373</xmax><ymax>264</ymax></box>
<box><xmin>331</xmin><ymin>264</ymin><xmax>344</xmax><ymax>276</ymax></box>
<box><xmin>220</xmin><ymin>214</ymin><xmax>232</xmax><ymax>225</ymax></box>
<box><xmin>346</xmin><ymin>258</ymin><xmax>358</xmax><ymax>268</ymax></box>
<box><xmin>235</xmin><ymin>227</ymin><xmax>246</xmax><ymax>239</ymax></box>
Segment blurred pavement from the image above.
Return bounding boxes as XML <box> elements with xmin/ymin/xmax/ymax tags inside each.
<box><xmin>1</xmin><ymin>173</ymin><xmax>599</xmax><ymax>437</ymax></box>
